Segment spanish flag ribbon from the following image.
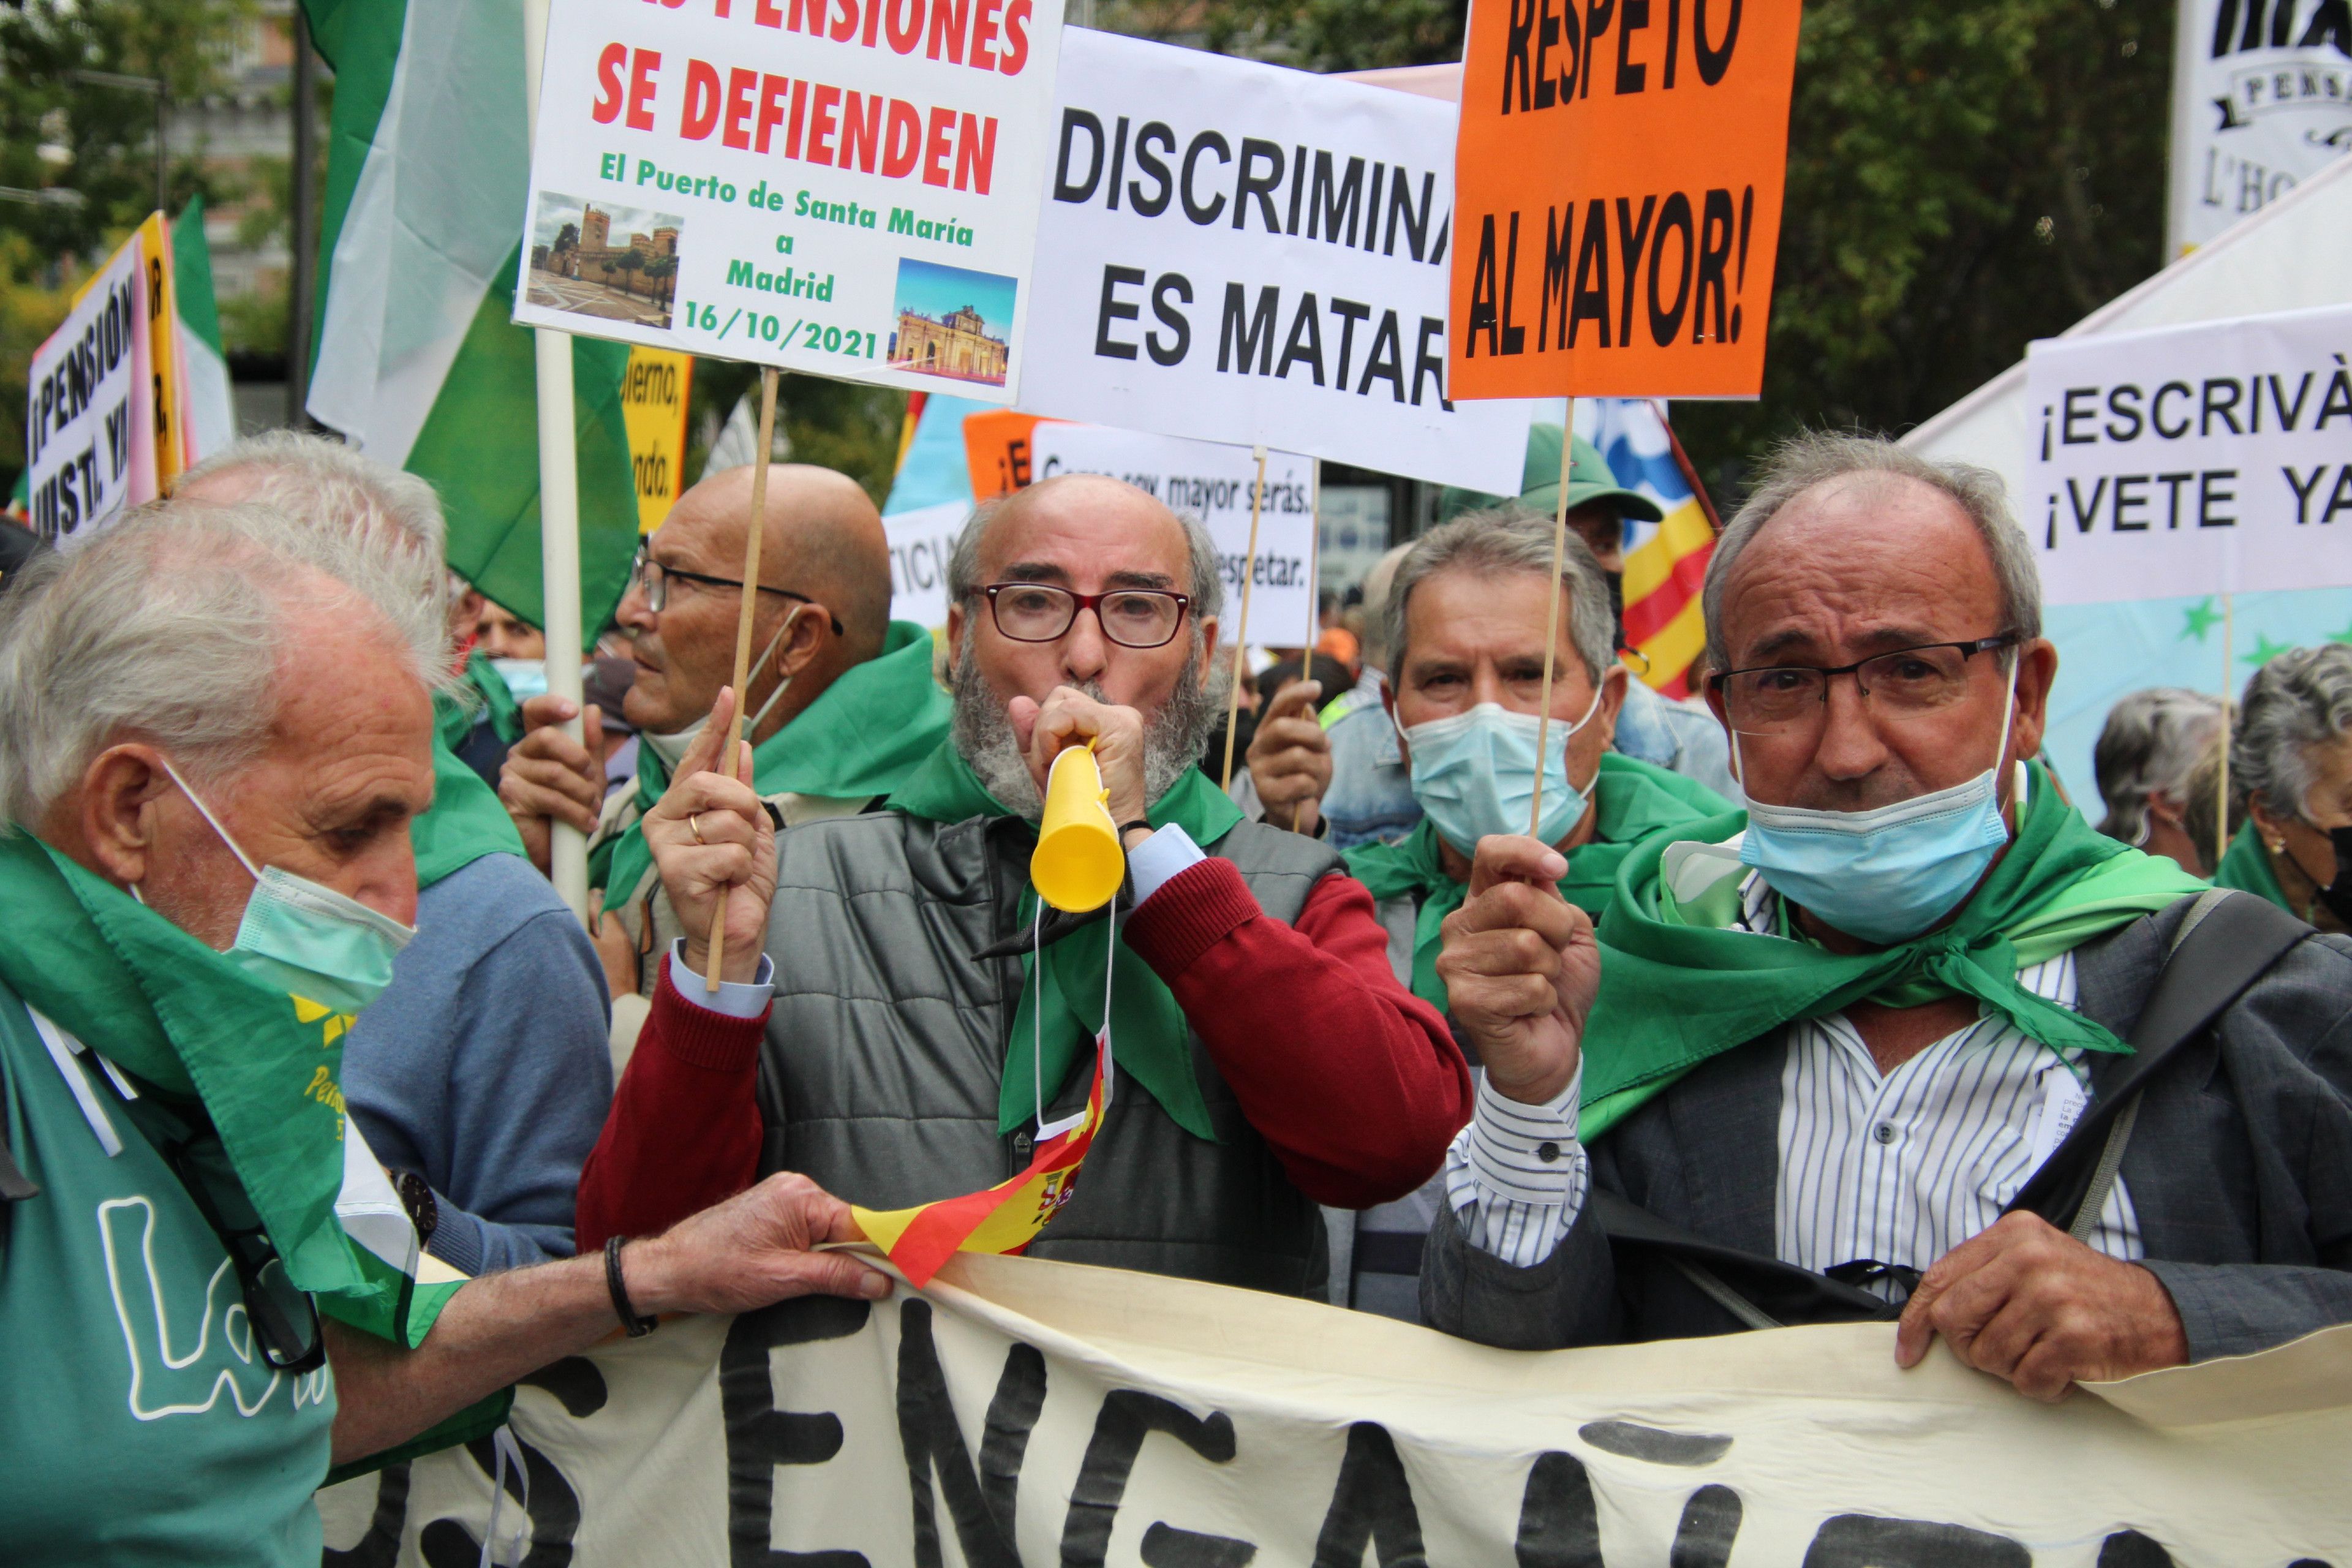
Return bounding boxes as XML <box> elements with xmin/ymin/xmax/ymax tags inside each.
<box><xmin>852</xmin><ymin>1031</ymin><xmax>1109</xmax><ymax>1287</ymax></box>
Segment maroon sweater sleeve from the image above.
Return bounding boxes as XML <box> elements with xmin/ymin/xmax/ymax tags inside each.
<box><xmin>1122</xmin><ymin>858</ymin><xmax>1472</xmax><ymax>1208</ymax></box>
<box><xmin>573</xmin><ymin>954</ymin><xmax>767</xmax><ymax>1253</ymax></box>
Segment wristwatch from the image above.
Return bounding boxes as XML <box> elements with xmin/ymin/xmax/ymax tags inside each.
<box><xmin>392</xmin><ymin>1169</ymin><xmax>439</xmax><ymax>1245</ymax></box>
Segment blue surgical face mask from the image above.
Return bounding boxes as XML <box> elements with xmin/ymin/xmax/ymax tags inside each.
<box><xmin>489</xmin><ymin>657</ymin><xmax>549</xmax><ymax>704</ymax></box>
<box><xmin>1401</xmin><ymin>687</ymin><xmax>1607</xmax><ymax>855</ymax></box>
<box><xmin>152</xmin><ymin>758</ymin><xmax>417</xmax><ymax>1016</ymax></box>
<box><xmin>1735</xmin><ymin>661</ymin><xmax>2019</xmax><ymax>946</ymax></box>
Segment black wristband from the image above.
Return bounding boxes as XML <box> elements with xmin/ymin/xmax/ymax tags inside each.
<box><xmin>604</xmin><ymin>1235</ymin><xmax>657</xmax><ymax>1337</ymax></box>
<box><xmin>1118</xmin><ymin>820</ymin><xmax>1153</xmax><ymax>838</ymax></box>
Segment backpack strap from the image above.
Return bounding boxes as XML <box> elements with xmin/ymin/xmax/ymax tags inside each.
<box><xmin>1589</xmin><ymin>1189</ymin><xmax>1895</xmax><ymax>1330</ymax></box>
<box><xmin>2007</xmin><ymin>887</ymin><xmax>2309</xmax><ymax>1232</ymax></box>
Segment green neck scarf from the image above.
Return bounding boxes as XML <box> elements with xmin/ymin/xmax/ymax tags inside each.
<box><xmin>2215</xmin><ymin>820</ymin><xmax>2293</xmax><ymax>913</ymax></box>
<box><xmin>0</xmin><ymin>832</ymin><xmax>382</xmax><ymax>1309</ymax></box>
<box><xmin>1579</xmin><ymin>762</ymin><xmax>2211</xmax><ymax>1140</ymax></box>
<box><xmin>1346</xmin><ymin>753</ymin><xmax>1732</xmax><ymax>1013</ymax></box>
<box><xmin>597</xmin><ymin>621</ymin><xmax>951</xmax><ymax>910</ymax></box>
<box><xmin>886</xmin><ymin>741</ymin><xmax>1245</xmax><ymax>1142</ymax></box>
<box><xmin>460</xmin><ymin>652</ymin><xmax>524</xmax><ymax>746</ymax></box>
<box><xmin>417</xmin><ymin>690</ymin><xmax>527</xmax><ymax>889</ymax></box>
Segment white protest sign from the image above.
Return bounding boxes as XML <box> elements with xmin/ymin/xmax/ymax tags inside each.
<box><xmin>884</xmin><ymin>498</ymin><xmax>970</xmax><ymax>628</ymax></box>
<box><xmin>515</xmin><ymin>0</ymin><xmax>1066</xmax><ymax>402</ymax></box>
<box><xmin>2166</xmin><ymin>0</ymin><xmax>2352</xmax><ymax>257</ymax></box>
<box><xmin>2023</xmin><ymin>302</ymin><xmax>2352</xmax><ymax>605</ymax></box>
<box><xmin>1028</xmin><ymin>423</ymin><xmax>1317</xmax><ymax>646</ymax></box>
<box><xmin>320</xmin><ymin>1251</ymin><xmax>2352</xmax><ymax>1566</ymax></box>
<box><xmin>1020</xmin><ymin>29</ymin><xmax>1535</xmax><ymax>492</ymax></box>
<box><xmin>23</xmin><ymin>233</ymin><xmax>154</xmax><ymax>548</ymax></box>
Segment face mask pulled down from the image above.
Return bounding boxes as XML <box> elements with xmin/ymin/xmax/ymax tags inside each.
<box><xmin>1401</xmin><ymin>687</ymin><xmax>1607</xmax><ymax>854</ymax></box>
<box><xmin>1735</xmin><ymin>658</ymin><xmax>2019</xmax><ymax>947</ymax></box>
<box><xmin>150</xmin><ymin>758</ymin><xmax>416</xmax><ymax>1016</ymax></box>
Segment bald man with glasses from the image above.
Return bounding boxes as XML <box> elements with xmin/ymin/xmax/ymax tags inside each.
<box><xmin>572</xmin><ymin>473</ymin><xmax>1472</xmax><ymax>1297</ymax></box>
<box><xmin>500</xmin><ymin>462</ymin><xmax>950</xmax><ymax>1007</ymax></box>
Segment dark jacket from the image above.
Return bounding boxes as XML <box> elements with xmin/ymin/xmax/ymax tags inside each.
<box><xmin>1423</xmin><ymin>897</ymin><xmax>2352</xmax><ymax>1361</ymax></box>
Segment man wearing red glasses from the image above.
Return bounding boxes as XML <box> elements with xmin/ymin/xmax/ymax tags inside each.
<box><xmin>576</xmin><ymin>472</ymin><xmax>1472</xmax><ymax>1296</ymax></box>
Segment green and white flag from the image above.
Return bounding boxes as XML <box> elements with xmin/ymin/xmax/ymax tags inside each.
<box><xmin>172</xmin><ymin>195</ymin><xmax>239</xmax><ymax>463</ymax></box>
<box><xmin>301</xmin><ymin>0</ymin><xmax>638</xmax><ymax>641</ymax></box>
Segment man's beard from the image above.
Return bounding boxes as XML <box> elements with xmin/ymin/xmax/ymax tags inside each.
<box><xmin>951</xmin><ymin>634</ymin><xmax>1222</xmax><ymax>819</ymax></box>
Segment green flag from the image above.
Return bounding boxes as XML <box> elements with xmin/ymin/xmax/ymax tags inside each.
<box><xmin>0</xmin><ymin>832</ymin><xmax>461</xmax><ymax>1347</ymax></box>
<box><xmin>300</xmin><ymin>0</ymin><xmax>637</xmax><ymax>646</ymax></box>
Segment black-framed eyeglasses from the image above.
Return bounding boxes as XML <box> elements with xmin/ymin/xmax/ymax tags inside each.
<box><xmin>1708</xmin><ymin>635</ymin><xmax>2018</xmax><ymax>736</ymax></box>
<box><xmin>628</xmin><ymin>548</ymin><xmax>845</xmax><ymax>636</ymax></box>
<box><xmin>979</xmin><ymin>582</ymin><xmax>1192</xmax><ymax>649</ymax></box>
<box><xmin>161</xmin><ymin>1129</ymin><xmax>326</xmax><ymax>1373</ymax></box>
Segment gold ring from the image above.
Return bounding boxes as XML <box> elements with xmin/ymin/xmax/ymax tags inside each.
<box><xmin>689</xmin><ymin>812</ymin><xmax>706</xmax><ymax>845</ymax></box>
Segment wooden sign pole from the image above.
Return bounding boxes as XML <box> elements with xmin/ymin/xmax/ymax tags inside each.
<box><xmin>701</xmin><ymin>366</ymin><xmax>780</xmax><ymax>988</ymax></box>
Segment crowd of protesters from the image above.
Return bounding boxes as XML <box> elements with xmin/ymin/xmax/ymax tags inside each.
<box><xmin>1</xmin><ymin>424</ymin><xmax>2348</xmax><ymax>1561</ymax></box>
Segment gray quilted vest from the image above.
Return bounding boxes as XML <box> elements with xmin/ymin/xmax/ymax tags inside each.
<box><xmin>753</xmin><ymin>809</ymin><xmax>1343</xmax><ymax>1296</ymax></box>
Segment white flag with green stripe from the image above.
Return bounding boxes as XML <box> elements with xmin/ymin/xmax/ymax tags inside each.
<box><xmin>301</xmin><ymin>0</ymin><xmax>638</xmax><ymax>639</ymax></box>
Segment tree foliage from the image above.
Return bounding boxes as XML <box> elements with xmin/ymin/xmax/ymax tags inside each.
<box><xmin>685</xmin><ymin>361</ymin><xmax>910</xmax><ymax>508</ymax></box>
<box><xmin>0</xmin><ymin>0</ymin><xmax>257</xmax><ymax>261</ymax></box>
<box><xmin>1</xmin><ymin>0</ymin><xmax>260</xmax><ymax>478</ymax></box>
<box><xmin>1675</xmin><ymin>0</ymin><xmax>2174</xmax><ymax>486</ymax></box>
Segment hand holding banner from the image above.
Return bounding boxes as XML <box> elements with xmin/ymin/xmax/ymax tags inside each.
<box><xmin>1449</xmin><ymin>0</ymin><xmax>1803</xmax><ymax>399</ymax></box>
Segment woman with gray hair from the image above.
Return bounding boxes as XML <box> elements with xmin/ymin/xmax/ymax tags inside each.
<box><xmin>2092</xmin><ymin>687</ymin><xmax>2225</xmax><ymax>875</ymax></box>
<box><xmin>2218</xmin><ymin>643</ymin><xmax>2352</xmax><ymax>932</ymax></box>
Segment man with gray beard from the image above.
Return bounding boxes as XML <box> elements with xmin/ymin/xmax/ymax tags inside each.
<box><xmin>575</xmin><ymin>473</ymin><xmax>1471</xmax><ymax>1295</ymax></box>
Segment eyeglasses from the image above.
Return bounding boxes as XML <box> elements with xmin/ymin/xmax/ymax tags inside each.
<box><xmin>1709</xmin><ymin>635</ymin><xmax>2018</xmax><ymax>736</ymax></box>
<box><xmin>980</xmin><ymin>582</ymin><xmax>1192</xmax><ymax>649</ymax></box>
<box><xmin>628</xmin><ymin>548</ymin><xmax>845</xmax><ymax>636</ymax></box>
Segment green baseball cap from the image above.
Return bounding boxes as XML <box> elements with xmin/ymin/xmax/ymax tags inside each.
<box><xmin>1436</xmin><ymin>426</ymin><xmax>1664</xmax><ymax>526</ymax></box>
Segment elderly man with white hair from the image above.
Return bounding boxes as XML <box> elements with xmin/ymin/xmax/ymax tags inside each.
<box><xmin>1422</xmin><ymin>432</ymin><xmax>2352</xmax><ymax>1398</ymax></box>
<box><xmin>175</xmin><ymin>434</ymin><xmax>613</xmax><ymax>1273</ymax></box>
<box><xmin>0</xmin><ymin>502</ymin><xmax>888</xmax><ymax>1566</ymax></box>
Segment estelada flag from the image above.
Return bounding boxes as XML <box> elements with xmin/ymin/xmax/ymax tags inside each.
<box><xmin>853</xmin><ymin>1033</ymin><xmax>1109</xmax><ymax>1288</ymax></box>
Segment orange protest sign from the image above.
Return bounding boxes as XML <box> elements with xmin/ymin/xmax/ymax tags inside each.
<box><xmin>1448</xmin><ymin>0</ymin><xmax>1803</xmax><ymax>400</ymax></box>
<box><xmin>962</xmin><ymin>407</ymin><xmax>1054</xmax><ymax>500</ymax></box>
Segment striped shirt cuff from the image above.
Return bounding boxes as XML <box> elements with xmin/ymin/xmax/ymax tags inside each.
<box><xmin>1442</xmin><ymin>1066</ymin><xmax>1588</xmax><ymax>1268</ymax></box>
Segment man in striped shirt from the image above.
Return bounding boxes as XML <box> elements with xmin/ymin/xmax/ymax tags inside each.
<box><xmin>1423</xmin><ymin>433</ymin><xmax>2352</xmax><ymax>1400</ymax></box>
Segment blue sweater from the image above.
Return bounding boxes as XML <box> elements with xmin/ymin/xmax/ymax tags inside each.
<box><xmin>342</xmin><ymin>852</ymin><xmax>612</xmax><ymax>1274</ymax></box>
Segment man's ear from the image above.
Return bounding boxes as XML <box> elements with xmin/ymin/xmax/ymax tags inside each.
<box><xmin>1194</xmin><ymin>614</ymin><xmax>1222</xmax><ymax>692</ymax></box>
<box><xmin>2008</xmin><ymin>637</ymin><xmax>2060</xmax><ymax>766</ymax></box>
<box><xmin>1593</xmin><ymin>662</ymin><xmax>1631</xmax><ymax>748</ymax></box>
<box><xmin>772</xmin><ymin>602</ymin><xmax>831</xmax><ymax>680</ymax></box>
<box><xmin>1381</xmin><ymin>679</ymin><xmax>1411</xmax><ymax>767</ymax></box>
<box><xmin>55</xmin><ymin>744</ymin><xmax>175</xmax><ymax>886</ymax></box>
<box><xmin>944</xmin><ymin>599</ymin><xmax>967</xmax><ymax>670</ymax></box>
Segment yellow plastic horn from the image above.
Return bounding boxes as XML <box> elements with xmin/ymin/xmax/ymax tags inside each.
<box><xmin>1031</xmin><ymin>742</ymin><xmax>1125</xmax><ymax>913</ymax></box>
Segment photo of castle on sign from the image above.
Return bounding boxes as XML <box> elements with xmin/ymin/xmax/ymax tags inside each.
<box><xmin>527</xmin><ymin>192</ymin><xmax>683</xmax><ymax>331</ymax></box>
